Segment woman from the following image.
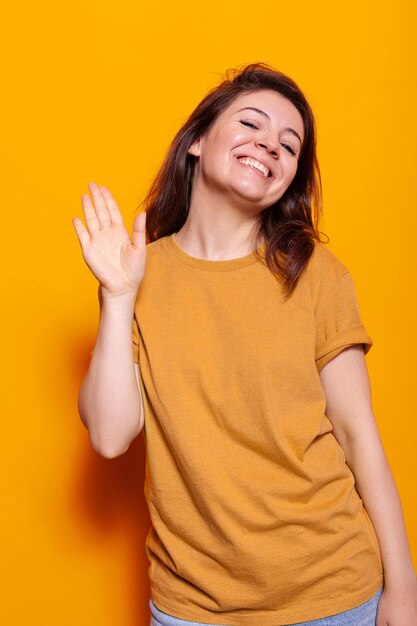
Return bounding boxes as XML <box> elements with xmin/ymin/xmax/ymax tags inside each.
<box><xmin>73</xmin><ymin>63</ymin><xmax>417</xmax><ymax>625</ymax></box>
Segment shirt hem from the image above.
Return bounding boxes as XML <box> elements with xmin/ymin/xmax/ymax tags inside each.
<box><xmin>150</xmin><ymin>574</ymin><xmax>384</xmax><ymax>626</ymax></box>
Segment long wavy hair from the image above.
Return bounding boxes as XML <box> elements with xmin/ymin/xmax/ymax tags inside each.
<box><xmin>137</xmin><ymin>62</ymin><xmax>328</xmax><ymax>298</ymax></box>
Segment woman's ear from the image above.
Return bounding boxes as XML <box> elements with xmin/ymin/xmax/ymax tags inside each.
<box><xmin>188</xmin><ymin>136</ymin><xmax>202</xmax><ymax>157</ymax></box>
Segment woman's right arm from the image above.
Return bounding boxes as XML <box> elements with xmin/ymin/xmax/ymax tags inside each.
<box><xmin>78</xmin><ymin>290</ymin><xmax>144</xmax><ymax>458</ymax></box>
<box><xmin>72</xmin><ymin>182</ymin><xmax>147</xmax><ymax>458</ymax></box>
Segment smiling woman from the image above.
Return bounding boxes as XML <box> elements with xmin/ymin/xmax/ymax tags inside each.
<box><xmin>141</xmin><ymin>63</ymin><xmax>322</xmax><ymax>291</ymax></box>
<box><xmin>73</xmin><ymin>63</ymin><xmax>417</xmax><ymax>626</ymax></box>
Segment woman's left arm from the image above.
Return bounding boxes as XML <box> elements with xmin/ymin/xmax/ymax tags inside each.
<box><xmin>319</xmin><ymin>345</ymin><xmax>417</xmax><ymax>626</ymax></box>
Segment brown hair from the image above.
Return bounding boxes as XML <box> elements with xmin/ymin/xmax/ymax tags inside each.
<box><xmin>137</xmin><ymin>62</ymin><xmax>328</xmax><ymax>298</ymax></box>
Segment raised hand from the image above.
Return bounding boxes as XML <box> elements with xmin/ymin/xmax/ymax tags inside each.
<box><xmin>72</xmin><ymin>182</ymin><xmax>147</xmax><ymax>301</ymax></box>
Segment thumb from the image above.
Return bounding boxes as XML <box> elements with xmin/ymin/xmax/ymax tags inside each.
<box><xmin>132</xmin><ymin>211</ymin><xmax>146</xmax><ymax>249</ymax></box>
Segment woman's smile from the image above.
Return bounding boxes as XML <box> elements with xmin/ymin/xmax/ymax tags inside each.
<box><xmin>235</xmin><ymin>155</ymin><xmax>273</xmax><ymax>179</ymax></box>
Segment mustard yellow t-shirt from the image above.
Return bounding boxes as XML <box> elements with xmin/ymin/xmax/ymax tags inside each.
<box><xmin>132</xmin><ymin>234</ymin><xmax>384</xmax><ymax>625</ymax></box>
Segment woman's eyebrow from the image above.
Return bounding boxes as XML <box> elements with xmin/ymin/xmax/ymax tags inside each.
<box><xmin>236</xmin><ymin>106</ymin><xmax>302</xmax><ymax>145</ymax></box>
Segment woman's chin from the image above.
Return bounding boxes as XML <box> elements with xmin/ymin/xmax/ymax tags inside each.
<box><xmin>230</xmin><ymin>184</ymin><xmax>276</xmax><ymax>208</ymax></box>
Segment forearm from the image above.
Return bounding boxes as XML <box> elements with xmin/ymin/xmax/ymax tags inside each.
<box><xmin>78</xmin><ymin>292</ymin><xmax>143</xmax><ymax>458</ymax></box>
<box><xmin>344</xmin><ymin>434</ymin><xmax>417</xmax><ymax>589</ymax></box>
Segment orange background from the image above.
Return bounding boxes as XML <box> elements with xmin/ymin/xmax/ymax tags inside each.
<box><xmin>1</xmin><ymin>1</ymin><xmax>416</xmax><ymax>624</ymax></box>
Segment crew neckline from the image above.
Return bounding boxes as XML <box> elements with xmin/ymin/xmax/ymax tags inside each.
<box><xmin>167</xmin><ymin>233</ymin><xmax>265</xmax><ymax>272</ymax></box>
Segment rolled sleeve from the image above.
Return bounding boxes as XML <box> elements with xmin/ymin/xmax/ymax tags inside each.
<box><xmin>315</xmin><ymin>272</ymin><xmax>373</xmax><ymax>373</ymax></box>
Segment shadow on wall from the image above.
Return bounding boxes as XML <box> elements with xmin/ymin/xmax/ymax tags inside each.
<box><xmin>70</xmin><ymin>337</ymin><xmax>152</xmax><ymax>625</ymax></box>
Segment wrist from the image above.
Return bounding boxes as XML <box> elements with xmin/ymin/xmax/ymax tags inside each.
<box><xmin>99</xmin><ymin>287</ymin><xmax>138</xmax><ymax>312</ymax></box>
<box><xmin>99</xmin><ymin>284</ymin><xmax>138</xmax><ymax>302</ymax></box>
<box><xmin>383</xmin><ymin>567</ymin><xmax>417</xmax><ymax>591</ymax></box>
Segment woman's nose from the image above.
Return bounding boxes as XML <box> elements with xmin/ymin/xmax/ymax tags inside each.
<box><xmin>255</xmin><ymin>137</ymin><xmax>279</xmax><ymax>158</ymax></box>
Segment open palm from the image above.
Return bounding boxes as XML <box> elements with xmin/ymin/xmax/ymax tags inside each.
<box><xmin>72</xmin><ymin>182</ymin><xmax>147</xmax><ymax>299</ymax></box>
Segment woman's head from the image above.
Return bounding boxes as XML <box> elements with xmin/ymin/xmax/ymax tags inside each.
<box><xmin>186</xmin><ymin>88</ymin><xmax>305</xmax><ymax>214</ymax></box>
<box><xmin>140</xmin><ymin>63</ymin><xmax>326</xmax><ymax>296</ymax></box>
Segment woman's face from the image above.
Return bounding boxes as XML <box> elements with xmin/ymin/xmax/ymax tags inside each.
<box><xmin>188</xmin><ymin>89</ymin><xmax>305</xmax><ymax>212</ymax></box>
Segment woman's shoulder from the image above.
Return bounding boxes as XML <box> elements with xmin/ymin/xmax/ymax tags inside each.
<box><xmin>145</xmin><ymin>235</ymin><xmax>170</xmax><ymax>257</ymax></box>
<box><xmin>301</xmin><ymin>241</ymin><xmax>353</xmax><ymax>301</ymax></box>
<box><xmin>307</xmin><ymin>240</ymin><xmax>351</xmax><ymax>283</ymax></box>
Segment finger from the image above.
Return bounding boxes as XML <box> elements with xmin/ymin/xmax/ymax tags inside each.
<box><xmin>88</xmin><ymin>182</ymin><xmax>111</xmax><ymax>228</ymax></box>
<box><xmin>100</xmin><ymin>186</ymin><xmax>124</xmax><ymax>226</ymax></box>
<box><xmin>132</xmin><ymin>211</ymin><xmax>146</xmax><ymax>249</ymax></box>
<box><xmin>81</xmin><ymin>193</ymin><xmax>100</xmax><ymax>235</ymax></box>
<box><xmin>72</xmin><ymin>216</ymin><xmax>91</xmax><ymax>250</ymax></box>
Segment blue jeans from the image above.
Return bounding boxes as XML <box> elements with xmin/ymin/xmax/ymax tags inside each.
<box><xmin>149</xmin><ymin>586</ymin><xmax>383</xmax><ymax>626</ymax></box>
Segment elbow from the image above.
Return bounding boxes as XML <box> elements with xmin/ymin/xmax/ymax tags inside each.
<box><xmin>91</xmin><ymin>437</ymin><xmax>131</xmax><ymax>459</ymax></box>
<box><xmin>89</xmin><ymin>421</ymin><xmax>143</xmax><ymax>459</ymax></box>
<box><xmin>97</xmin><ymin>446</ymin><xmax>129</xmax><ymax>459</ymax></box>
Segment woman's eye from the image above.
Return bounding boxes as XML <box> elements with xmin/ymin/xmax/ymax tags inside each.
<box><xmin>240</xmin><ymin>120</ymin><xmax>258</xmax><ymax>129</ymax></box>
<box><xmin>281</xmin><ymin>143</ymin><xmax>296</xmax><ymax>156</ymax></box>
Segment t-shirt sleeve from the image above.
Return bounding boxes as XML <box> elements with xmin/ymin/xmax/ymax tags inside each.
<box><xmin>132</xmin><ymin>312</ymin><xmax>140</xmax><ymax>364</ymax></box>
<box><xmin>315</xmin><ymin>271</ymin><xmax>373</xmax><ymax>373</ymax></box>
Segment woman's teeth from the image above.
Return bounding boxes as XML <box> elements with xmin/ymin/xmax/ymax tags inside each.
<box><xmin>238</xmin><ymin>157</ymin><xmax>270</xmax><ymax>178</ymax></box>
